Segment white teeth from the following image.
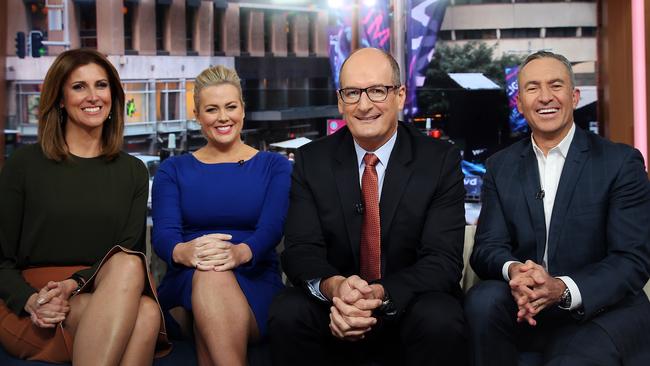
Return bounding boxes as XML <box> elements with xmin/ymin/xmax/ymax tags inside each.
<box><xmin>83</xmin><ymin>106</ymin><xmax>100</xmax><ymax>112</ymax></box>
<box><xmin>217</xmin><ymin>126</ymin><xmax>231</xmax><ymax>131</ymax></box>
<box><xmin>538</xmin><ymin>108</ymin><xmax>558</xmax><ymax>114</ymax></box>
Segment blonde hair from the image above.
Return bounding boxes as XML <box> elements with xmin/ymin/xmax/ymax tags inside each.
<box><xmin>193</xmin><ymin>65</ymin><xmax>245</xmax><ymax>110</ymax></box>
<box><xmin>39</xmin><ymin>48</ymin><xmax>125</xmax><ymax>162</ymax></box>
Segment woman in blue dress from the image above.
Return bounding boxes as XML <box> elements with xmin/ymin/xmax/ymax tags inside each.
<box><xmin>152</xmin><ymin>65</ymin><xmax>291</xmax><ymax>366</ymax></box>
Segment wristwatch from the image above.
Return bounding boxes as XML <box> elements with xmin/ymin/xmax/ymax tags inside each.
<box><xmin>558</xmin><ymin>286</ymin><xmax>572</xmax><ymax>310</ymax></box>
<box><xmin>375</xmin><ymin>293</ymin><xmax>398</xmax><ymax>318</ymax></box>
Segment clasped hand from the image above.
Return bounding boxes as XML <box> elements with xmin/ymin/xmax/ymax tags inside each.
<box><xmin>322</xmin><ymin>275</ymin><xmax>384</xmax><ymax>341</ymax></box>
<box><xmin>508</xmin><ymin>260</ymin><xmax>566</xmax><ymax>326</ymax></box>
<box><xmin>173</xmin><ymin>233</ymin><xmax>252</xmax><ymax>271</ymax></box>
<box><xmin>24</xmin><ymin>279</ymin><xmax>76</xmax><ymax>328</ymax></box>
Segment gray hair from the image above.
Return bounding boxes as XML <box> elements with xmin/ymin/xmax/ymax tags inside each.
<box><xmin>519</xmin><ymin>50</ymin><xmax>576</xmax><ymax>88</ymax></box>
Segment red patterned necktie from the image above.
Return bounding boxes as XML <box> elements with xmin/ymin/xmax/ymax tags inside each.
<box><xmin>360</xmin><ymin>153</ymin><xmax>381</xmax><ymax>281</ymax></box>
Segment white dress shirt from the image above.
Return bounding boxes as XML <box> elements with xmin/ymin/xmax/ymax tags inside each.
<box><xmin>502</xmin><ymin>123</ymin><xmax>582</xmax><ymax>310</ymax></box>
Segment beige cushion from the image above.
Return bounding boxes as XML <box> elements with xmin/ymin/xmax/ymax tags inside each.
<box><xmin>461</xmin><ymin>225</ymin><xmax>479</xmax><ymax>292</ymax></box>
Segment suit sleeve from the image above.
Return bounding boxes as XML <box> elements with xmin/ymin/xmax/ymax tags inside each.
<box><xmin>570</xmin><ymin>148</ymin><xmax>650</xmax><ymax>319</ymax></box>
<box><xmin>378</xmin><ymin>146</ymin><xmax>466</xmax><ymax>313</ymax></box>
<box><xmin>470</xmin><ymin>157</ymin><xmax>519</xmax><ymax>280</ymax></box>
<box><xmin>281</xmin><ymin>149</ymin><xmax>341</xmax><ymax>286</ymax></box>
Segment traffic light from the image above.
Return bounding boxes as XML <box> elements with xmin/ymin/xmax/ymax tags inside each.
<box><xmin>31</xmin><ymin>32</ymin><xmax>44</xmax><ymax>58</ymax></box>
<box><xmin>15</xmin><ymin>32</ymin><xmax>25</xmax><ymax>58</ymax></box>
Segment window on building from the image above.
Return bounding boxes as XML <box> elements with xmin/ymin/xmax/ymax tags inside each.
<box><xmin>77</xmin><ymin>2</ymin><xmax>97</xmax><ymax>48</ymax></box>
<box><xmin>155</xmin><ymin>3</ymin><xmax>169</xmax><ymax>54</ymax></box>
<box><xmin>546</xmin><ymin>27</ymin><xmax>577</xmax><ymax>38</ymax></box>
<box><xmin>264</xmin><ymin>11</ymin><xmax>273</xmax><ymax>54</ymax></box>
<box><xmin>214</xmin><ymin>7</ymin><xmax>225</xmax><ymax>55</ymax></box>
<box><xmin>287</xmin><ymin>14</ymin><xmax>295</xmax><ymax>55</ymax></box>
<box><xmin>186</xmin><ymin>4</ymin><xmax>198</xmax><ymax>55</ymax></box>
<box><xmin>156</xmin><ymin>81</ymin><xmax>184</xmax><ymax>123</ymax></box>
<box><xmin>308</xmin><ymin>12</ymin><xmax>316</xmax><ymax>55</ymax></box>
<box><xmin>499</xmin><ymin>28</ymin><xmax>540</xmax><ymax>39</ymax></box>
<box><xmin>123</xmin><ymin>82</ymin><xmax>154</xmax><ymax>124</ymax></box>
<box><xmin>240</xmin><ymin>9</ymin><xmax>250</xmax><ymax>54</ymax></box>
<box><xmin>185</xmin><ymin>80</ymin><xmax>196</xmax><ymax>121</ymax></box>
<box><xmin>439</xmin><ymin>30</ymin><xmax>453</xmax><ymax>40</ymax></box>
<box><xmin>16</xmin><ymin>83</ymin><xmax>43</xmax><ymax>125</ymax></box>
<box><xmin>455</xmin><ymin>29</ymin><xmax>497</xmax><ymax>40</ymax></box>
<box><xmin>124</xmin><ymin>1</ymin><xmax>137</xmax><ymax>54</ymax></box>
<box><xmin>581</xmin><ymin>26</ymin><xmax>597</xmax><ymax>37</ymax></box>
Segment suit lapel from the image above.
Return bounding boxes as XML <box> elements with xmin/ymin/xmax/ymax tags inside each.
<box><xmin>333</xmin><ymin>129</ymin><xmax>363</xmax><ymax>266</ymax></box>
<box><xmin>519</xmin><ymin>141</ymin><xmax>547</xmax><ymax>263</ymax></box>
<box><xmin>380</xmin><ymin>125</ymin><xmax>414</xmax><ymax>248</ymax></box>
<box><xmin>547</xmin><ymin>128</ymin><xmax>589</xmax><ymax>270</ymax></box>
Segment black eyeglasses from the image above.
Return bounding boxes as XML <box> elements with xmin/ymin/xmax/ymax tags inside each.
<box><xmin>337</xmin><ymin>85</ymin><xmax>401</xmax><ymax>104</ymax></box>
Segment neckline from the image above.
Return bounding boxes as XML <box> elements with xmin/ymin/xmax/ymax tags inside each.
<box><xmin>189</xmin><ymin>151</ymin><xmax>261</xmax><ymax>166</ymax></box>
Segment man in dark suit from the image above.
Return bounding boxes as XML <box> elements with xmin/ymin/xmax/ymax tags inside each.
<box><xmin>268</xmin><ymin>48</ymin><xmax>467</xmax><ymax>365</ymax></box>
<box><xmin>466</xmin><ymin>50</ymin><xmax>650</xmax><ymax>366</ymax></box>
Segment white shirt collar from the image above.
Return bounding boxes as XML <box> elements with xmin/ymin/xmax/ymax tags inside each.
<box><xmin>353</xmin><ymin>129</ymin><xmax>398</xmax><ymax>168</ymax></box>
<box><xmin>532</xmin><ymin>123</ymin><xmax>576</xmax><ymax>159</ymax></box>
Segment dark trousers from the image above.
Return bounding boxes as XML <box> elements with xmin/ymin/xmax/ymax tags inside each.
<box><xmin>268</xmin><ymin>287</ymin><xmax>467</xmax><ymax>366</ymax></box>
<box><xmin>465</xmin><ymin>280</ymin><xmax>650</xmax><ymax>366</ymax></box>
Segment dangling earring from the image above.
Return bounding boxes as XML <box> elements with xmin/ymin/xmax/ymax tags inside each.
<box><xmin>108</xmin><ymin>111</ymin><xmax>112</xmax><ymax>121</ymax></box>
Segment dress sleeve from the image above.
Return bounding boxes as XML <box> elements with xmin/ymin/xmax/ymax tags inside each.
<box><xmin>241</xmin><ymin>155</ymin><xmax>292</xmax><ymax>268</ymax></box>
<box><xmin>0</xmin><ymin>151</ymin><xmax>38</xmax><ymax>314</ymax></box>
<box><xmin>151</xmin><ymin>159</ymin><xmax>185</xmax><ymax>268</ymax></box>
<box><xmin>73</xmin><ymin>156</ymin><xmax>149</xmax><ymax>281</ymax></box>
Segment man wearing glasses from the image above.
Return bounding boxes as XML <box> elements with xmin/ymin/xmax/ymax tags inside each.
<box><xmin>269</xmin><ymin>47</ymin><xmax>467</xmax><ymax>365</ymax></box>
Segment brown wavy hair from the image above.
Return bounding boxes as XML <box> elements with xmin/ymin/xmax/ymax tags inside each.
<box><xmin>38</xmin><ymin>48</ymin><xmax>125</xmax><ymax>161</ymax></box>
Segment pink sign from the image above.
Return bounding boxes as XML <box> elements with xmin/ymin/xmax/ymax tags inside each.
<box><xmin>327</xmin><ymin>119</ymin><xmax>347</xmax><ymax>135</ymax></box>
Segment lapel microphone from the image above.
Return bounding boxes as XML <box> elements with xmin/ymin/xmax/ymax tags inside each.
<box><xmin>355</xmin><ymin>203</ymin><xmax>364</xmax><ymax>215</ymax></box>
<box><xmin>238</xmin><ymin>160</ymin><xmax>245</xmax><ymax>166</ymax></box>
<box><xmin>536</xmin><ymin>189</ymin><xmax>545</xmax><ymax>200</ymax></box>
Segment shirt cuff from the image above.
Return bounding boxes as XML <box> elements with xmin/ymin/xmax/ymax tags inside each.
<box><xmin>502</xmin><ymin>261</ymin><xmax>521</xmax><ymax>281</ymax></box>
<box><xmin>306</xmin><ymin>278</ymin><xmax>328</xmax><ymax>302</ymax></box>
<box><xmin>556</xmin><ymin>276</ymin><xmax>583</xmax><ymax>311</ymax></box>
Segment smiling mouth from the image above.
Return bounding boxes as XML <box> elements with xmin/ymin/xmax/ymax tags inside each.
<box><xmin>355</xmin><ymin>114</ymin><xmax>381</xmax><ymax>121</ymax></box>
<box><xmin>214</xmin><ymin>125</ymin><xmax>234</xmax><ymax>134</ymax></box>
<box><xmin>82</xmin><ymin>106</ymin><xmax>102</xmax><ymax>113</ymax></box>
<box><xmin>537</xmin><ymin>107</ymin><xmax>559</xmax><ymax>115</ymax></box>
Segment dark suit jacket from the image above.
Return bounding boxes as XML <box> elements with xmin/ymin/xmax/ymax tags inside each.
<box><xmin>282</xmin><ymin>122</ymin><xmax>466</xmax><ymax>313</ymax></box>
<box><xmin>471</xmin><ymin>126</ymin><xmax>650</xmax><ymax>320</ymax></box>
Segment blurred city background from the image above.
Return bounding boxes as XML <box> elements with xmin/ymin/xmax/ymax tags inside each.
<box><xmin>1</xmin><ymin>0</ymin><xmax>648</xmax><ymax>223</ymax></box>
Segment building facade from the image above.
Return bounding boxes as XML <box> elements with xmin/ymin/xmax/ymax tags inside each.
<box><xmin>4</xmin><ymin>0</ymin><xmax>337</xmax><ymax>153</ymax></box>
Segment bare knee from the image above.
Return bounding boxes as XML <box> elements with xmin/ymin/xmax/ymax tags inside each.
<box><xmin>135</xmin><ymin>296</ymin><xmax>161</xmax><ymax>337</ymax></box>
<box><xmin>96</xmin><ymin>252</ymin><xmax>146</xmax><ymax>290</ymax></box>
<box><xmin>192</xmin><ymin>270</ymin><xmax>236</xmax><ymax>291</ymax></box>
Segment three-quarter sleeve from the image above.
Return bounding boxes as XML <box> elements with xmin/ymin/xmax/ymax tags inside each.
<box><xmin>241</xmin><ymin>155</ymin><xmax>292</xmax><ymax>268</ymax></box>
<box><xmin>151</xmin><ymin>159</ymin><xmax>185</xmax><ymax>268</ymax></box>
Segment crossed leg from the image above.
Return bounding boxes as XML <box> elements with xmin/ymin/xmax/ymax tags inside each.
<box><xmin>63</xmin><ymin>252</ymin><xmax>160</xmax><ymax>366</ymax></box>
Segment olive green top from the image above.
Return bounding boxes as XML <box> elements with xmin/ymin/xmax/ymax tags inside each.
<box><xmin>0</xmin><ymin>144</ymin><xmax>148</xmax><ymax>315</ymax></box>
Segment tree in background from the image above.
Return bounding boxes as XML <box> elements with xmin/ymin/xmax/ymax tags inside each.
<box><xmin>424</xmin><ymin>41</ymin><xmax>525</xmax><ymax>88</ymax></box>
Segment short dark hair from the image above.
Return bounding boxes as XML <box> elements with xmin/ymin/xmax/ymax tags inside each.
<box><xmin>518</xmin><ymin>50</ymin><xmax>576</xmax><ymax>88</ymax></box>
<box><xmin>38</xmin><ymin>48</ymin><xmax>125</xmax><ymax>161</ymax></box>
<box><xmin>339</xmin><ymin>47</ymin><xmax>401</xmax><ymax>87</ymax></box>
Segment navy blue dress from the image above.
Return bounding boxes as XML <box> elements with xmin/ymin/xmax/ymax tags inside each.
<box><xmin>152</xmin><ymin>152</ymin><xmax>291</xmax><ymax>336</ymax></box>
